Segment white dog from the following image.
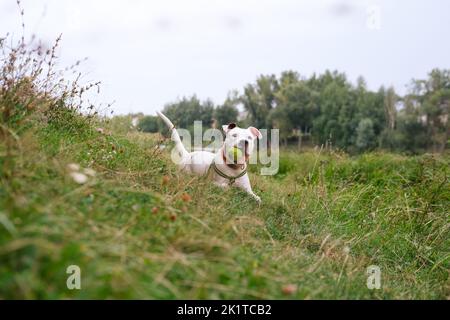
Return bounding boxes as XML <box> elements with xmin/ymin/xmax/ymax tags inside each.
<box><xmin>157</xmin><ymin>111</ymin><xmax>262</xmax><ymax>203</ymax></box>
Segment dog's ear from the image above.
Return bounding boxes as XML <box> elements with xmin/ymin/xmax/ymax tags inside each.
<box><xmin>222</xmin><ymin>123</ymin><xmax>236</xmax><ymax>133</ymax></box>
<box><xmin>248</xmin><ymin>127</ymin><xmax>262</xmax><ymax>139</ymax></box>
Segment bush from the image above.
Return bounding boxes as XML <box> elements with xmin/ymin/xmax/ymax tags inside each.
<box><xmin>138</xmin><ymin>115</ymin><xmax>160</xmax><ymax>133</ymax></box>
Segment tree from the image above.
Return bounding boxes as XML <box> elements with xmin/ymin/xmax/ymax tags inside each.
<box><xmin>384</xmin><ymin>86</ymin><xmax>397</xmax><ymax>130</ymax></box>
<box><xmin>162</xmin><ymin>95</ymin><xmax>214</xmax><ymax>133</ymax></box>
<box><xmin>379</xmin><ymin>93</ymin><xmax>429</xmax><ymax>154</ymax></box>
<box><xmin>154</xmin><ymin>68</ymin><xmax>449</xmax><ymax>154</ymax></box>
<box><xmin>356</xmin><ymin>118</ymin><xmax>376</xmax><ymax>151</ymax></box>
<box><xmin>312</xmin><ymin>76</ymin><xmax>354</xmax><ymax>149</ymax></box>
<box><xmin>268</xmin><ymin>104</ymin><xmax>293</xmax><ymax>146</ymax></box>
<box><xmin>241</xmin><ymin>74</ymin><xmax>279</xmax><ymax>129</ymax></box>
<box><xmin>273</xmin><ymin>76</ymin><xmax>318</xmax><ymax>147</ymax></box>
<box><xmin>275</xmin><ymin>80</ymin><xmax>318</xmax><ymax>131</ymax></box>
<box><xmin>214</xmin><ymin>91</ymin><xmax>239</xmax><ymax>126</ymax></box>
<box><xmin>214</xmin><ymin>104</ymin><xmax>238</xmax><ymax>127</ymax></box>
<box><xmin>405</xmin><ymin>69</ymin><xmax>450</xmax><ymax>152</ymax></box>
<box><xmin>138</xmin><ymin>116</ymin><xmax>159</xmax><ymax>133</ymax></box>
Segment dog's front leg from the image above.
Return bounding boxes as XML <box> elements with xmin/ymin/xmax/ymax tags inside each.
<box><xmin>235</xmin><ymin>174</ymin><xmax>261</xmax><ymax>204</ymax></box>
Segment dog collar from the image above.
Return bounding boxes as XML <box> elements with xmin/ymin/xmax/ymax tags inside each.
<box><xmin>209</xmin><ymin>161</ymin><xmax>247</xmax><ymax>185</ymax></box>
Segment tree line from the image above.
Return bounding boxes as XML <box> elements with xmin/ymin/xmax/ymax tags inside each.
<box><xmin>137</xmin><ymin>69</ymin><xmax>449</xmax><ymax>154</ymax></box>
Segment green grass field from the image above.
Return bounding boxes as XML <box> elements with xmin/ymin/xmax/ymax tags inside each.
<box><xmin>1</xmin><ymin>113</ymin><xmax>448</xmax><ymax>299</ymax></box>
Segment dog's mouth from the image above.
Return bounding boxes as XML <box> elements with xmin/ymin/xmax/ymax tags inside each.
<box><xmin>233</xmin><ymin>142</ymin><xmax>250</xmax><ymax>163</ymax></box>
<box><xmin>223</xmin><ymin>142</ymin><xmax>250</xmax><ymax>165</ymax></box>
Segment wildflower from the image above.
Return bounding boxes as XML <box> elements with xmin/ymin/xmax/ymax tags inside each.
<box><xmin>281</xmin><ymin>284</ymin><xmax>297</xmax><ymax>296</ymax></box>
<box><xmin>67</xmin><ymin>163</ymin><xmax>80</xmax><ymax>171</ymax></box>
<box><xmin>162</xmin><ymin>175</ymin><xmax>170</xmax><ymax>185</ymax></box>
<box><xmin>181</xmin><ymin>193</ymin><xmax>191</xmax><ymax>202</ymax></box>
<box><xmin>70</xmin><ymin>172</ymin><xmax>88</xmax><ymax>184</ymax></box>
<box><xmin>151</xmin><ymin>207</ymin><xmax>159</xmax><ymax>214</ymax></box>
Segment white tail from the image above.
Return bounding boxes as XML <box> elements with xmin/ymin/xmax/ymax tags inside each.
<box><xmin>156</xmin><ymin>111</ymin><xmax>190</xmax><ymax>162</ymax></box>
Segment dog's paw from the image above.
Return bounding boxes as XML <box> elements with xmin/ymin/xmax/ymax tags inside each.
<box><xmin>254</xmin><ymin>195</ymin><xmax>261</xmax><ymax>204</ymax></box>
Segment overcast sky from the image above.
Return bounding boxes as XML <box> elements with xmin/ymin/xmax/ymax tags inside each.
<box><xmin>1</xmin><ymin>0</ymin><xmax>449</xmax><ymax>115</ymax></box>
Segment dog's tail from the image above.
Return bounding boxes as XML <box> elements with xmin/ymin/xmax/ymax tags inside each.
<box><xmin>157</xmin><ymin>111</ymin><xmax>190</xmax><ymax>162</ymax></box>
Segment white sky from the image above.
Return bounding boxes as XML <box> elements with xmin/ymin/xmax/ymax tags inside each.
<box><xmin>1</xmin><ymin>0</ymin><xmax>449</xmax><ymax>115</ymax></box>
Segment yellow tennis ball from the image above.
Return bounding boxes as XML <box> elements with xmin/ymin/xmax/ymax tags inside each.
<box><xmin>228</xmin><ymin>146</ymin><xmax>243</xmax><ymax>161</ymax></box>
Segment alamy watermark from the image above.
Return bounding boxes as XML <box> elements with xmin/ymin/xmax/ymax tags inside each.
<box><xmin>66</xmin><ymin>265</ymin><xmax>81</xmax><ymax>290</ymax></box>
<box><xmin>366</xmin><ymin>5</ymin><xmax>381</xmax><ymax>30</ymax></box>
<box><xmin>366</xmin><ymin>265</ymin><xmax>381</xmax><ymax>289</ymax></box>
<box><xmin>168</xmin><ymin>121</ymin><xmax>280</xmax><ymax>176</ymax></box>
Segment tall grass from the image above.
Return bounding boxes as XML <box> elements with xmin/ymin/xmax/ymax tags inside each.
<box><xmin>1</xmin><ymin>120</ymin><xmax>449</xmax><ymax>299</ymax></box>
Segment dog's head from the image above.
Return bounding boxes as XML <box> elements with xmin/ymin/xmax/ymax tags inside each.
<box><xmin>222</xmin><ymin>123</ymin><xmax>262</xmax><ymax>164</ymax></box>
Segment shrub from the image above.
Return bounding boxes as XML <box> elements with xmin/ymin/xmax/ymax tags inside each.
<box><xmin>138</xmin><ymin>115</ymin><xmax>160</xmax><ymax>133</ymax></box>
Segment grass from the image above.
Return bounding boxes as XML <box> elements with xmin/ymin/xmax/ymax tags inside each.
<box><xmin>0</xmin><ymin>113</ymin><xmax>448</xmax><ymax>299</ymax></box>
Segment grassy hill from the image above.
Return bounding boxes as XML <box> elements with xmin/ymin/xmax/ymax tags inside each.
<box><xmin>0</xmin><ymin>110</ymin><xmax>449</xmax><ymax>299</ymax></box>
